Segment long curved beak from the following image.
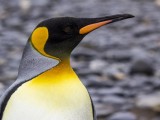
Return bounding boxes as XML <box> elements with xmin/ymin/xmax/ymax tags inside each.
<box><xmin>79</xmin><ymin>14</ymin><xmax>134</xmax><ymax>34</ymax></box>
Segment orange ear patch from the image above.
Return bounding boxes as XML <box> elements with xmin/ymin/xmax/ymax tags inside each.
<box><xmin>31</xmin><ymin>27</ymin><xmax>49</xmax><ymax>55</ymax></box>
<box><xmin>31</xmin><ymin>27</ymin><xmax>60</xmax><ymax>61</ymax></box>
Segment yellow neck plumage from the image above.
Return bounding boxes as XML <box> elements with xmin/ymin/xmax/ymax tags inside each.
<box><xmin>30</xmin><ymin>58</ymin><xmax>78</xmax><ymax>86</ymax></box>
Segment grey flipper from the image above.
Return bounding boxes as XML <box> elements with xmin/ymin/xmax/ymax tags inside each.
<box><xmin>0</xmin><ymin>41</ymin><xmax>59</xmax><ymax>119</ymax></box>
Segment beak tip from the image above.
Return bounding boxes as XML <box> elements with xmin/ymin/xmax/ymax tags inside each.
<box><xmin>110</xmin><ymin>14</ymin><xmax>135</xmax><ymax>22</ymax></box>
<box><xmin>123</xmin><ymin>14</ymin><xmax>135</xmax><ymax>18</ymax></box>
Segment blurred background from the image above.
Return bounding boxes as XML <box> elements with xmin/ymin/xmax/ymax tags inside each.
<box><xmin>0</xmin><ymin>0</ymin><xmax>160</xmax><ymax>120</ymax></box>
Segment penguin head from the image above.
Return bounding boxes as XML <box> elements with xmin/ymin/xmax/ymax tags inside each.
<box><xmin>30</xmin><ymin>14</ymin><xmax>134</xmax><ymax>60</ymax></box>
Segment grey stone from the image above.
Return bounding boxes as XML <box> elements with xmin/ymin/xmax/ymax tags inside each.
<box><xmin>95</xmin><ymin>103</ymin><xmax>115</xmax><ymax>118</ymax></box>
<box><xmin>102</xmin><ymin>64</ymin><xmax>127</xmax><ymax>80</ymax></box>
<box><xmin>102</xmin><ymin>95</ymin><xmax>126</xmax><ymax>105</ymax></box>
<box><xmin>89</xmin><ymin>59</ymin><xmax>108</xmax><ymax>72</ymax></box>
<box><xmin>97</xmin><ymin>87</ymin><xmax>125</xmax><ymax>96</ymax></box>
<box><xmin>5</xmin><ymin>17</ymin><xmax>22</xmax><ymax>28</ymax></box>
<box><xmin>104</xmin><ymin>49</ymin><xmax>132</xmax><ymax>62</ymax></box>
<box><xmin>0</xmin><ymin>58</ymin><xmax>6</xmax><ymax>65</ymax></box>
<box><xmin>129</xmin><ymin>58</ymin><xmax>155</xmax><ymax>76</ymax></box>
<box><xmin>0</xmin><ymin>70</ymin><xmax>18</xmax><ymax>81</ymax></box>
<box><xmin>31</xmin><ymin>0</ymin><xmax>49</xmax><ymax>7</ymax></box>
<box><xmin>108</xmin><ymin>112</ymin><xmax>136</xmax><ymax>120</ymax></box>
<box><xmin>73</xmin><ymin>47</ymin><xmax>98</xmax><ymax>60</ymax></box>
<box><xmin>0</xmin><ymin>82</ymin><xmax>5</xmax><ymax>96</ymax></box>
<box><xmin>135</xmin><ymin>92</ymin><xmax>160</xmax><ymax>112</ymax></box>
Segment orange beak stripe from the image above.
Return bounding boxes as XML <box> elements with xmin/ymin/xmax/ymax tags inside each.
<box><xmin>79</xmin><ymin>20</ymin><xmax>112</xmax><ymax>34</ymax></box>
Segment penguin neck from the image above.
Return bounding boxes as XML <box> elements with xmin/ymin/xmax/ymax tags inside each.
<box><xmin>29</xmin><ymin>57</ymin><xmax>79</xmax><ymax>86</ymax></box>
<box><xmin>48</xmin><ymin>57</ymin><xmax>76</xmax><ymax>78</ymax></box>
<box><xmin>52</xmin><ymin>57</ymin><xmax>73</xmax><ymax>74</ymax></box>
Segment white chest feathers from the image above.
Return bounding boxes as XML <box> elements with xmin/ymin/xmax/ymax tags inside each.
<box><xmin>2</xmin><ymin>78</ymin><xmax>93</xmax><ymax>120</ymax></box>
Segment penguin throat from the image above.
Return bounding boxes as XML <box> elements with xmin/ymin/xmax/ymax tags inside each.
<box><xmin>29</xmin><ymin>58</ymin><xmax>79</xmax><ymax>86</ymax></box>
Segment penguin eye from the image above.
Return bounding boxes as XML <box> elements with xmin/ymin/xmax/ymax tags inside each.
<box><xmin>63</xmin><ymin>25</ymin><xmax>75</xmax><ymax>34</ymax></box>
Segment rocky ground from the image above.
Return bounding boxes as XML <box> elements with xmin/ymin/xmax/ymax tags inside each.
<box><xmin>0</xmin><ymin>0</ymin><xmax>160</xmax><ymax>120</ymax></box>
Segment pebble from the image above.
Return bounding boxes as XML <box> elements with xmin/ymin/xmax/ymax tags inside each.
<box><xmin>0</xmin><ymin>58</ymin><xmax>6</xmax><ymax>65</ymax></box>
<box><xmin>0</xmin><ymin>70</ymin><xmax>18</xmax><ymax>81</ymax></box>
<box><xmin>108</xmin><ymin>112</ymin><xmax>137</xmax><ymax>120</ymax></box>
<box><xmin>102</xmin><ymin>64</ymin><xmax>126</xmax><ymax>80</ymax></box>
<box><xmin>135</xmin><ymin>92</ymin><xmax>160</xmax><ymax>112</ymax></box>
<box><xmin>5</xmin><ymin>17</ymin><xmax>22</xmax><ymax>28</ymax></box>
<box><xmin>89</xmin><ymin>59</ymin><xmax>108</xmax><ymax>72</ymax></box>
<box><xmin>104</xmin><ymin>49</ymin><xmax>132</xmax><ymax>62</ymax></box>
<box><xmin>129</xmin><ymin>59</ymin><xmax>155</xmax><ymax>76</ymax></box>
<box><xmin>31</xmin><ymin>0</ymin><xmax>49</xmax><ymax>7</ymax></box>
<box><xmin>102</xmin><ymin>95</ymin><xmax>126</xmax><ymax>105</ymax></box>
<box><xmin>96</xmin><ymin>87</ymin><xmax>125</xmax><ymax>96</ymax></box>
<box><xmin>19</xmin><ymin>0</ymin><xmax>31</xmax><ymax>13</ymax></box>
<box><xmin>0</xmin><ymin>83</ymin><xmax>5</xmax><ymax>96</ymax></box>
<box><xmin>73</xmin><ymin>47</ymin><xmax>98</xmax><ymax>60</ymax></box>
<box><xmin>155</xmin><ymin>0</ymin><xmax>160</xmax><ymax>6</ymax></box>
<box><xmin>87</xmin><ymin>79</ymin><xmax>113</xmax><ymax>88</ymax></box>
<box><xmin>95</xmin><ymin>103</ymin><xmax>115</xmax><ymax>118</ymax></box>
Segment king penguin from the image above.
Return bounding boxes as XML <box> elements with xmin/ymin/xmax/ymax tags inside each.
<box><xmin>0</xmin><ymin>14</ymin><xmax>134</xmax><ymax>120</ymax></box>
